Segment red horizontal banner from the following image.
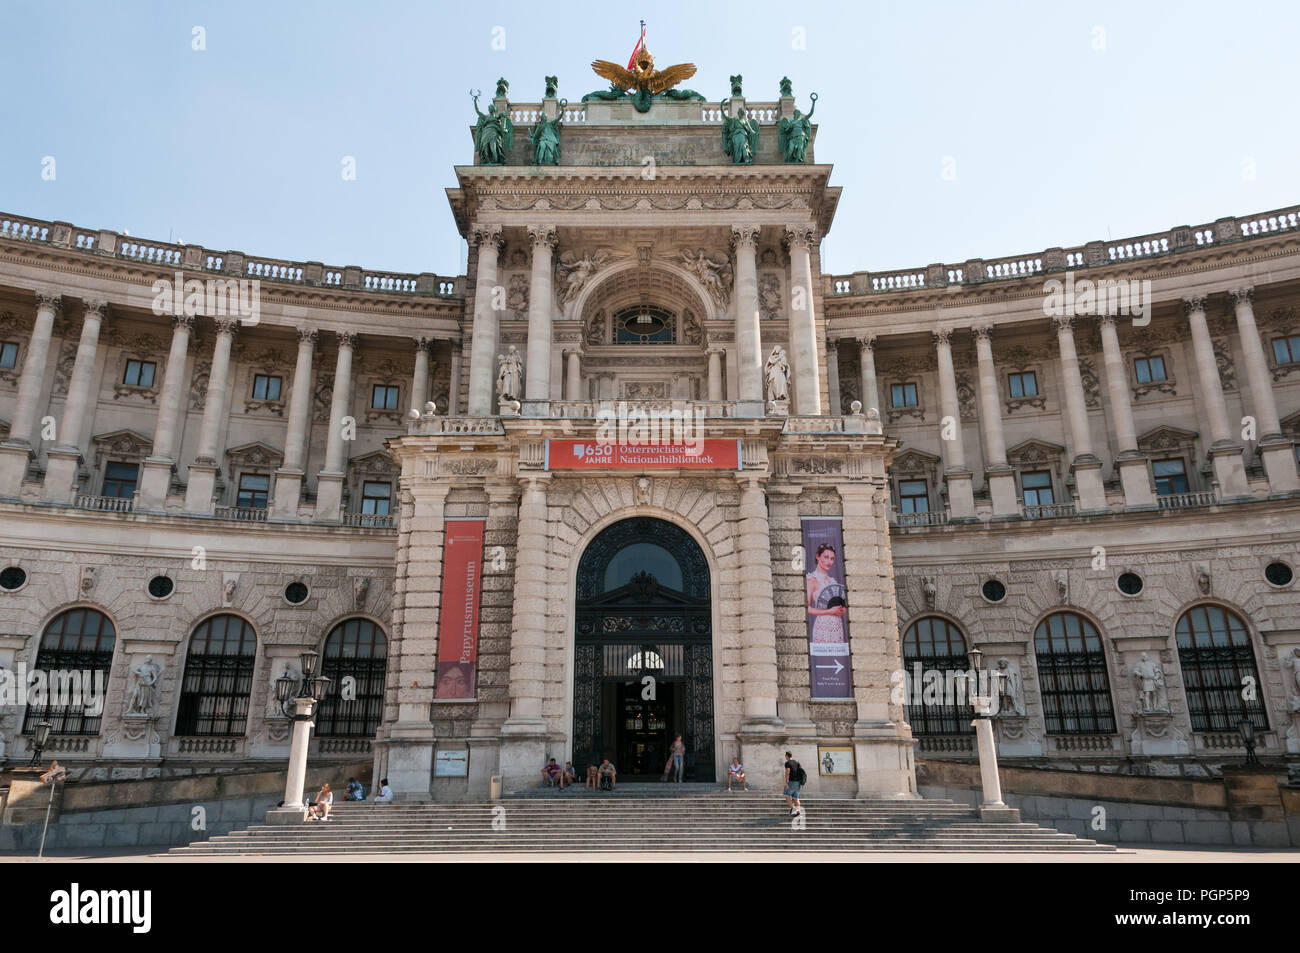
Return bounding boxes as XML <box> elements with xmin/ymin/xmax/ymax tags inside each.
<box><xmin>546</xmin><ymin>439</ymin><xmax>741</xmax><ymax>470</ymax></box>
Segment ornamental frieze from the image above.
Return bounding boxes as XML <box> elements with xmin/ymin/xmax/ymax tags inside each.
<box><xmin>477</xmin><ymin>192</ymin><xmax>811</xmax><ymax>212</ymax></box>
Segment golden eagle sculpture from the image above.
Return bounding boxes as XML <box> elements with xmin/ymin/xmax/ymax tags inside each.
<box><xmin>584</xmin><ymin>32</ymin><xmax>704</xmax><ymax>113</ymax></box>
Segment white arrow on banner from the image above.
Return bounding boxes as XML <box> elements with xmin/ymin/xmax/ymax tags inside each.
<box><xmin>814</xmin><ymin>660</ymin><xmax>845</xmax><ymax>674</ymax></box>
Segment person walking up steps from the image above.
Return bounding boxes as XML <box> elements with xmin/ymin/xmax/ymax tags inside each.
<box><xmin>783</xmin><ymin>751</ymin><xmax>804</xmax><ymax>817</ymax></box>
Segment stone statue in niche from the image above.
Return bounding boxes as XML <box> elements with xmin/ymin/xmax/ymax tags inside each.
<box><xmin>758</xmin><ymin>274</ymin><xmax>781</xmax><ymax>319</ymax></box>
<box><xmin>995</xmin><ymin>657</ymin><xmax>1025</xmax><ymax>716</ymax></box>
<box><xmin>507</xmin><ymin>274</ymin><xmax>529</xmax><ymax>316</ymax></box>
<box><xmin>1130</xmin><ymin>652</ymin><xmax>1168</xmax><ymax>713</ymax></box>
<box><xmin>496</xmin><ymin>345</ymin><xmax>523</xmax><ymax>402</ymax></box>
<box><xmin>764</xmin><ymin>346</ymin><xmax>790</xmax><ymax>403</ymax></box>
<box><xmin>1282</xmin><ymin>647</ymin><xmax>1300</xmax><ymax>712</ymax></box>
<box><xmin>125</xmin><ymin>655</ymin><xmax>162</xmax><ymax>716</ymax></box>
<box><xmin>354</xmin><ymin>577</ymin><xmax>370</xmax><ymax>610</ymax></box>
<box><xmin>921</xmin><ymin>576</ymin><xmax>936</xmax><ymax>609</ymax></box>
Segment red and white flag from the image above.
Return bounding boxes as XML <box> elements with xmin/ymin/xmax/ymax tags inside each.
<box><xmin>627</xmin><ymin>23</ymin><xmax>646</xmax><ymax>69</ymax></box>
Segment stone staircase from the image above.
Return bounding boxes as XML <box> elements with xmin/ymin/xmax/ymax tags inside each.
<box><xmin>167</xmin><ymin>785</ymin><xmax>1117</xmax><ymax>855</ymax></box>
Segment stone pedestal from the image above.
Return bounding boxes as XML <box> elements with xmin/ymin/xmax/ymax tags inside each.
<box><xmin>738</xmin><ymin>726</ymin><xmax>791</xmax><ymax>792</ymax></box>
<box><xmin>851</xmin><ymin>723</ymin><xmax>918</xmax><ymax>798</ymax></box>
<box><xmin>945</xmin><ymin>468</ymin><xmax>976</xmax><ymax>519</ymax></box>
<box><xmin>1286</xmin><ymin>712</ymin><xmax>1300</xmax><ymax>755</ymax></box>
<box><xmin>0</xmin><ymin>443</ymin><xmax>32</xmax><ymax>498</ymax></box>
<box><xmin>314</xmin><ymin>471</ymin><xmax>344</xmax><ymax>522</ymax></box>
<box><xmin>102</xmin><ymin>714</ymin><xmax>162</xmax><ymax>761</ymax></box>
<box><xmin>1117</xmin><ymin>452</ymin><xmax>1157</xmax><ymax>509</ymax></box>
<box><xmin>986</xmin><ymin>466</ymin><xmax>1020</xmax><ymax>518</ymax></box>
<box><xmin>184</xmin><ymin>463</ymin><xmax>219</xmax><ymax>514</ymax></box>
<box><xmin>265</xmin><ymin>806</ymin><xmax>308</xmax><ymax>825</ymax></box>
<box><xmin>41</xmin><ymin>447</ymin><xmax>81</xmax><ymax>503</ymax></box>
<box><xmin>1260</xmin><ymin>437</ymin><xmax>1300</xmax><ymax>496</ymax></box>
<box><xmin>498</xmin><ymin>727</ymin><xmax>548</xmax><ymax>794</ymax></box>
<box><xmin>1129</xmin><ymin>710</ymin><xmax>1190</xmax><ymax>756</ymax></box>
<box><xmin>271</xmin><ymin>467</ymin><xmax>304</xmax><ymax>520</ymax></box>
<box><xmin>383</xmin><ymin>726</ymin><xmax>437</xmax><ymax>800</ymax></box>
<box><xmin>465</xmin><ymin>734</ymin><xmax>502</xmax><ymax>798</ymax></box>
<box><xmin>1210</xmin><ymin>444</ymin><xmax>1251</xmax><ymax>501</ymax></box>
<box><xmin>136</xmin><ymin>457</ymin><xmax>174</xmax><ymax>512</ymax></box>
<box><xmin>1072</xmin><ymin>458</ymin><xmax>1108</xmax><ymax>512</ymax></box>
<box><xmin>994</xmin><ymin>713</ymin><xmax>1043</xmax><ymax>757</ymax></box>
<box><xmin>767</xmin><ymin>398</ymin><xmax>789</xmax><ymax>417</ymax></box>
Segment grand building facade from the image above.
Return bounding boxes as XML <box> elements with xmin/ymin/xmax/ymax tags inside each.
<box><xmin>0</xmin><ymin>70</ymin><xmax>1297</xmax><ymax>800</ymax></box>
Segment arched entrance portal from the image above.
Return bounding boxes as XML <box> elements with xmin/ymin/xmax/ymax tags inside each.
<box><xmin>573</xmin><ymin>517</ymin><xmax>715</xmax><ymax>781</ymax></box>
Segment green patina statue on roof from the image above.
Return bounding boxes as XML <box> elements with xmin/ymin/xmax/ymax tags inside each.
<box><xmin>530</xmin><ymin>99</ymin><xmax>566</xmax><ymax>165</ymax></box>
<box><xmin>779</xmin><ymin>76</ymin><xmax>793</xmax><ymax>97</ymax></box>
<box><xmin>720</xmin><ymin>99</ymin><xmax>759</xmax><ymax>164</ymax></box>
<box><xmin>471</xmin><ymin>89</ymin><xmax>514</xmax><ymax>165</ymax></box>
<box><xmin>777</xmin><ymin>92</ymin><xmax>817</xmax><ymax>163</ymax></box>
<box><xmin>544</xmin><ymin>75</ymin><xmax>558</xmax><ymax>98</ymax></box>
<box><xmin>495</xmin><ymin>77</ymin><xmax>509</xmax><ymax>98</ymax></box>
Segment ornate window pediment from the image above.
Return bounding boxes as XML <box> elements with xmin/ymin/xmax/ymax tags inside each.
<box><xmin>224</xmin><ymin>441</ymin><xmax>284</xmax><ymax>481</ymax></box>
<box><xmin>1280</xmin><ymin>408</ymin><xmax>1300</xmax><ymax>440</ymax></box>
<box><xmin>1006</xmin><ymin>438</ymin><xmax>1066</xmax><ymax>469</ymax></box>
<box><xmin>1136</xmin><ymin>424</ymin><xmax>1199</xmax><ymax>455</ymax></box>
<box><xmin>891</xmin><ymin>447</ymin><xmax>942</xmax><ymax>477</ymax></box>
<box><xmin>90</xmin><ymin>429</ymin><xmax>153</xmax><ymax>469</ymax></box>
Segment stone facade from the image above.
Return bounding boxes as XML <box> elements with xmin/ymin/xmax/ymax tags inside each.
<box><xmin>0</xmin><ymin>89</ymin><xmax>1297</xmax><ymax>800</ymax></box>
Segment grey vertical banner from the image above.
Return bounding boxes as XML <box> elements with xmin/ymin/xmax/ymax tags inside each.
<box><xmin>802</xmin><ymin>517</ymin><xmax>854</xmax><ymax>700</ymax></box>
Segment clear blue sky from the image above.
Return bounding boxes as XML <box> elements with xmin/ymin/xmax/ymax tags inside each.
<box><xmin>3</xmin><ymin>1</ymin><xmax>1297</xmax><ymax>279</ymax></box>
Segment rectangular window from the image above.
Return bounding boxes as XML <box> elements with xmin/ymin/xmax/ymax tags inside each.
<box><xmin>0</xmin><ymin>341</ymin><xmax>17</xmax><ymax>369</ymax></box>
<box><xmin>123</xmin><ymin>359</ymin><xmax>156</xmax><ymax>388</ymax></box>
<box><xmin>898</xmin><ymin>479</ymin><xmax>929</xmax><ymax>514</ymax></box>
<box><xmin>1021</xmin><ymin>470</ymin><xmax>1054</xmax><ymax>507</ymax></box>
<box><xmin>371</xmin><ymin>384</ymin><xmax>400</xmax><ymax>411</ymax></box>
<box><xmin>1152</xmin><ymin>458</ymin><xmax>1189</xmax><ymax>496</ymax></box>
<box><xmin>237</xmin><ymin>473</ymin><xmax>270</xmax><ymax>509</ymax></box>
<box><xmin>252</xmin><ymin>374</ymin><xmax>282</xmax><ymax>401</ymax></box>
<box><xmin>1134</xmin><ymin>355</ymin><xmax>1167</xmax><ymax>383</ymax></box>
<box><xmin>1273</xmin><ymin>335</ymin><xmax>1300</xmax><ymax>366</ymax></box>
<box><xmin>361</xmin><ymin>481</ymin><xmax>392</xmax><ymax>515</ymax></box>
<box><xmin>1008</xmin><ymin>371</ymin><xmax>1038</xmax><ymax>398</ymax></box>
<box><xmin>103</xmin><ymin>462</ymin><xmax>139</xmax><ymax>498</ymax></box>
<box><xmin>891</xmin><ymin>382</ymin><xmax>918</xmax><ymax>408</ymax></box>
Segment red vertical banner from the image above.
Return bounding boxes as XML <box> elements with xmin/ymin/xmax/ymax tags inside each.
<box><xmin>435</xmin><ymin>519</ymin><xmax>485</xmax><ymax>700</ymax></box>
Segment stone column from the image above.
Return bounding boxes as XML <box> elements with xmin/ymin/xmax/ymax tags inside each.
<box><xmin>932</xmin><ymin>329</ymin><xmax>975</xmax><ymax>519</ymax></box>
<box><xmin>825</xmin><ymin>340</ymin><xmax>841</xmax><ymax>415</ymax></box>
<box><xmin>313</xmin><ymin>331</ymin><xmax>356</xmax><ymax>522</ymax></box>
<box><xmin>137</xmin><ymin>315</ymin><xmax>195</xmax><ymax>511</ymax></box>
<box><xmin>859</xmin><ymin>336</ymin><xmax>881</xmax><ymax>416</ymax></box>
<box><xmin>524</xmin><ymin>224</ymin><xmax>557</xmax><ymax>414</ymax></box>
<box><xmin>410</xmin><ymin>338</ymin><xmax>430</xmax><ymax>413</ymax></box>
<box><xmin>731</xmin><ymin>225</ymin><xmax>764</xmax><ymax>413</ymax></box>
<box><xmin>736</xmin><ymin>477</ymin><xmax>781</xmax><ymax>728</ymax></box>
<box><xmin>1052</xmin><ymin>315</ymin><xmax>1107</xmax><ymax>512</ymax></box>
<box><xmin>1098</xmin><ymin>313</ymin><xmax>1156</xmax><ymax>508</ymax></box>
<box><xmin>1184</xmin><ymin>295</ymin><xmax>1249</xmax><ymax>499</ymax></box>
<box><xmin>447</xmin><ymin>340</ymin><xmax>462</xmax><ymax>416</ymax></box>
<box><xmin>383</xmin><ymin>482</ymin><xmax>450</xmax><ymax>800</ymax></box>
<box><xmin>500</xmin><ymin>475</ymin><xmax>550</xmax><ymax>791</ymax></box>
<box><xmin>784</xmin><ymin>225</ymin><xmax>822</xmax><ymax>415</ymax></box>
<box><xmin>564</xmin><ymin>348</ymin><xmax>582</xmax><ymax>401</ymax></box>
<box><xmin>0</xmin><ymin>291</ymin><xmax>60</xmax><ymax>495</ymax></box>
<box><xmin>707</xmin><ymin>348</ymin><xmax>724</xmax><ymax>402</ymax></box>
<box><xmin>972</xmin><ymin>326</ymin><xmax>1019</xmax><ymax>517</ymax></box>
<box><xmin>839</xmin><ymin>482</ymin><xmax>916</xmax><ymax>796</ymax></box>
<box><xmin>42</xmin><ymin>299</ymin><xmax>108</xmax><ymax>503</ymax></box>
<box><xmin>1231</xmin><ymin>287</ymin><xmax>1300</xmax><ymax>494</ymax></box>
<box><xmin>184</xmin><ymin>318</ymin><xmax>238</xmax><ymax>513</ymax></box>
<box><xmin>466</xmin><ymin>224</ymin><xmax>504</xmax><ymax>416</ymax></box>
<box><xmin>271</xmin><ymin>328</ymin><xmax>317</xmax><ymax>520</ymax></box>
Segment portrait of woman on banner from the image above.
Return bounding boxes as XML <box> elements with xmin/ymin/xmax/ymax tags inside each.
<box><xmin>806</xmin><ymin>543</ymin><xmax>848</xmax><ymax>643</ymax></box>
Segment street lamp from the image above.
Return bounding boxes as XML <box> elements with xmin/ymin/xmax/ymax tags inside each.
<box><xmin>28</xmin><ymin>720</ymin><xmax>53</xmax><ymax>767</ymax></box>
<box><xmin>268</xmin><ymin>651</ymin><xmax>332</xmax><ymax>824</ymax></box>
<box><xmin>964</xmin><ymin>646</ymin><xmax>1016</xmax><ymax>822</ymax></box>
<box><xmin>1237</xmin><ymin>717</ymin><xmax>1259</xmax><ymax>765</ymax></box>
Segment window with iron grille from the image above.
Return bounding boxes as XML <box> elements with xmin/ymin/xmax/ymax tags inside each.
<box><xmin>22</xmin><ymin>608</ymin><xmax>116</xmax><ymax>736</ymax></box>
<box><xmin>902</xmin><ymin>616</ymin><xmax>974</xmax><ymax>735</ymax></box>
<box><xmin>898</xmin><ymin>479</ymin><xmax>929</xmax><ymax>514</ymax></box>
<box><xmin>0</xmin><ymin>341</ymin><xmax>18</xmax><ymax>369</ymax></box>
<box><xmin>1034</xmin><ymin>612</ymin><xmax>1116</xmax><ymax>734</ymax></box>
<box><xmin>314</xmin><ymin>618</ymin><xmax>387</xmax><ymax>737</ymax></box>
<box><xmin>1175</xmin><ymin>605</ymin><xmax>1269</xmax><ymax>733</ymax></box>
<box><xmin>175</xmin><ymin>615</ymin><xmax>257</xmax><ymax>736</ymax></box>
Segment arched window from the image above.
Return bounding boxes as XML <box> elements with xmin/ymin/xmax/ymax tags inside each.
<box><xmin>22</xmin><ymin>608</ymin><xmax>116</xmax><ymax>735</ymax></box>
<box><xmin>315</xmin><ymin>618</ymin><xmax>388</xmax><ymax>738</ymax></box>
<box><xmin>1175</xmin><ymin>605</ymin><xmax>1269</xmax><ymax>732</ymax></box>
<box><xmin>902</xmin><ymin>617</ymin><xmax>973</xmax><ymax>735</ymax></box>
<box><xmin>1034</xmin><ymin>612</ymin><xmax>1116</xmax><ymax>734</ymax></box>
<box><xmin>175</xmin><ymin>615</ymin><xmax>257</xmax><ymax>736</ymax></box>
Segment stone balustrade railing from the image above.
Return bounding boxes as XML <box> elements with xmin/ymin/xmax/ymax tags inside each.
<box><xmin>407</xmin><ymin>416</ymin><xmax>505</xmax><ymax>436</ymax></box>
<box><xmin>0</xmin><ymin>213</ymin><xmax>464</xmax><ymax>300</ymax></box>
<box><xmin>825</xmin><ymin>203</ymin><xmax>1300</xmax><ymax>297</ymax></box>
<box><xmin>547</xmin><ymin>399</ymin><xmax>744</xmax><ymax>419</ymax></box>
<box><xmin>506</xmin><ymin>100</ymin><xmax>782</xmax><ymax>124</ymax></box>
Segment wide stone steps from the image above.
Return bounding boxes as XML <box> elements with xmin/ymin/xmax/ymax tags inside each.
<box><xmin>167</xmin><ymin>796</ymin><xmax>1116</xmax><ymax>855</ymax></box>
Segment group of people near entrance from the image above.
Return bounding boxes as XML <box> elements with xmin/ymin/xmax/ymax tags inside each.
<box><xmin>304</xmin><ymin>777</ymin><xmax>394</xmax><ymax>820</ymax></box>
<box><xmin>536</xmin><ymin>743</ymin><xmax>804</xmax><ymax>816</ymax></box>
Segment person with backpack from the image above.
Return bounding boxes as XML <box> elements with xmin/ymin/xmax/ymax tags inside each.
<box><xmin>783</xmin><ymin>751</ymin><xmax>805</xmax><ymax>817</ymax></box>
